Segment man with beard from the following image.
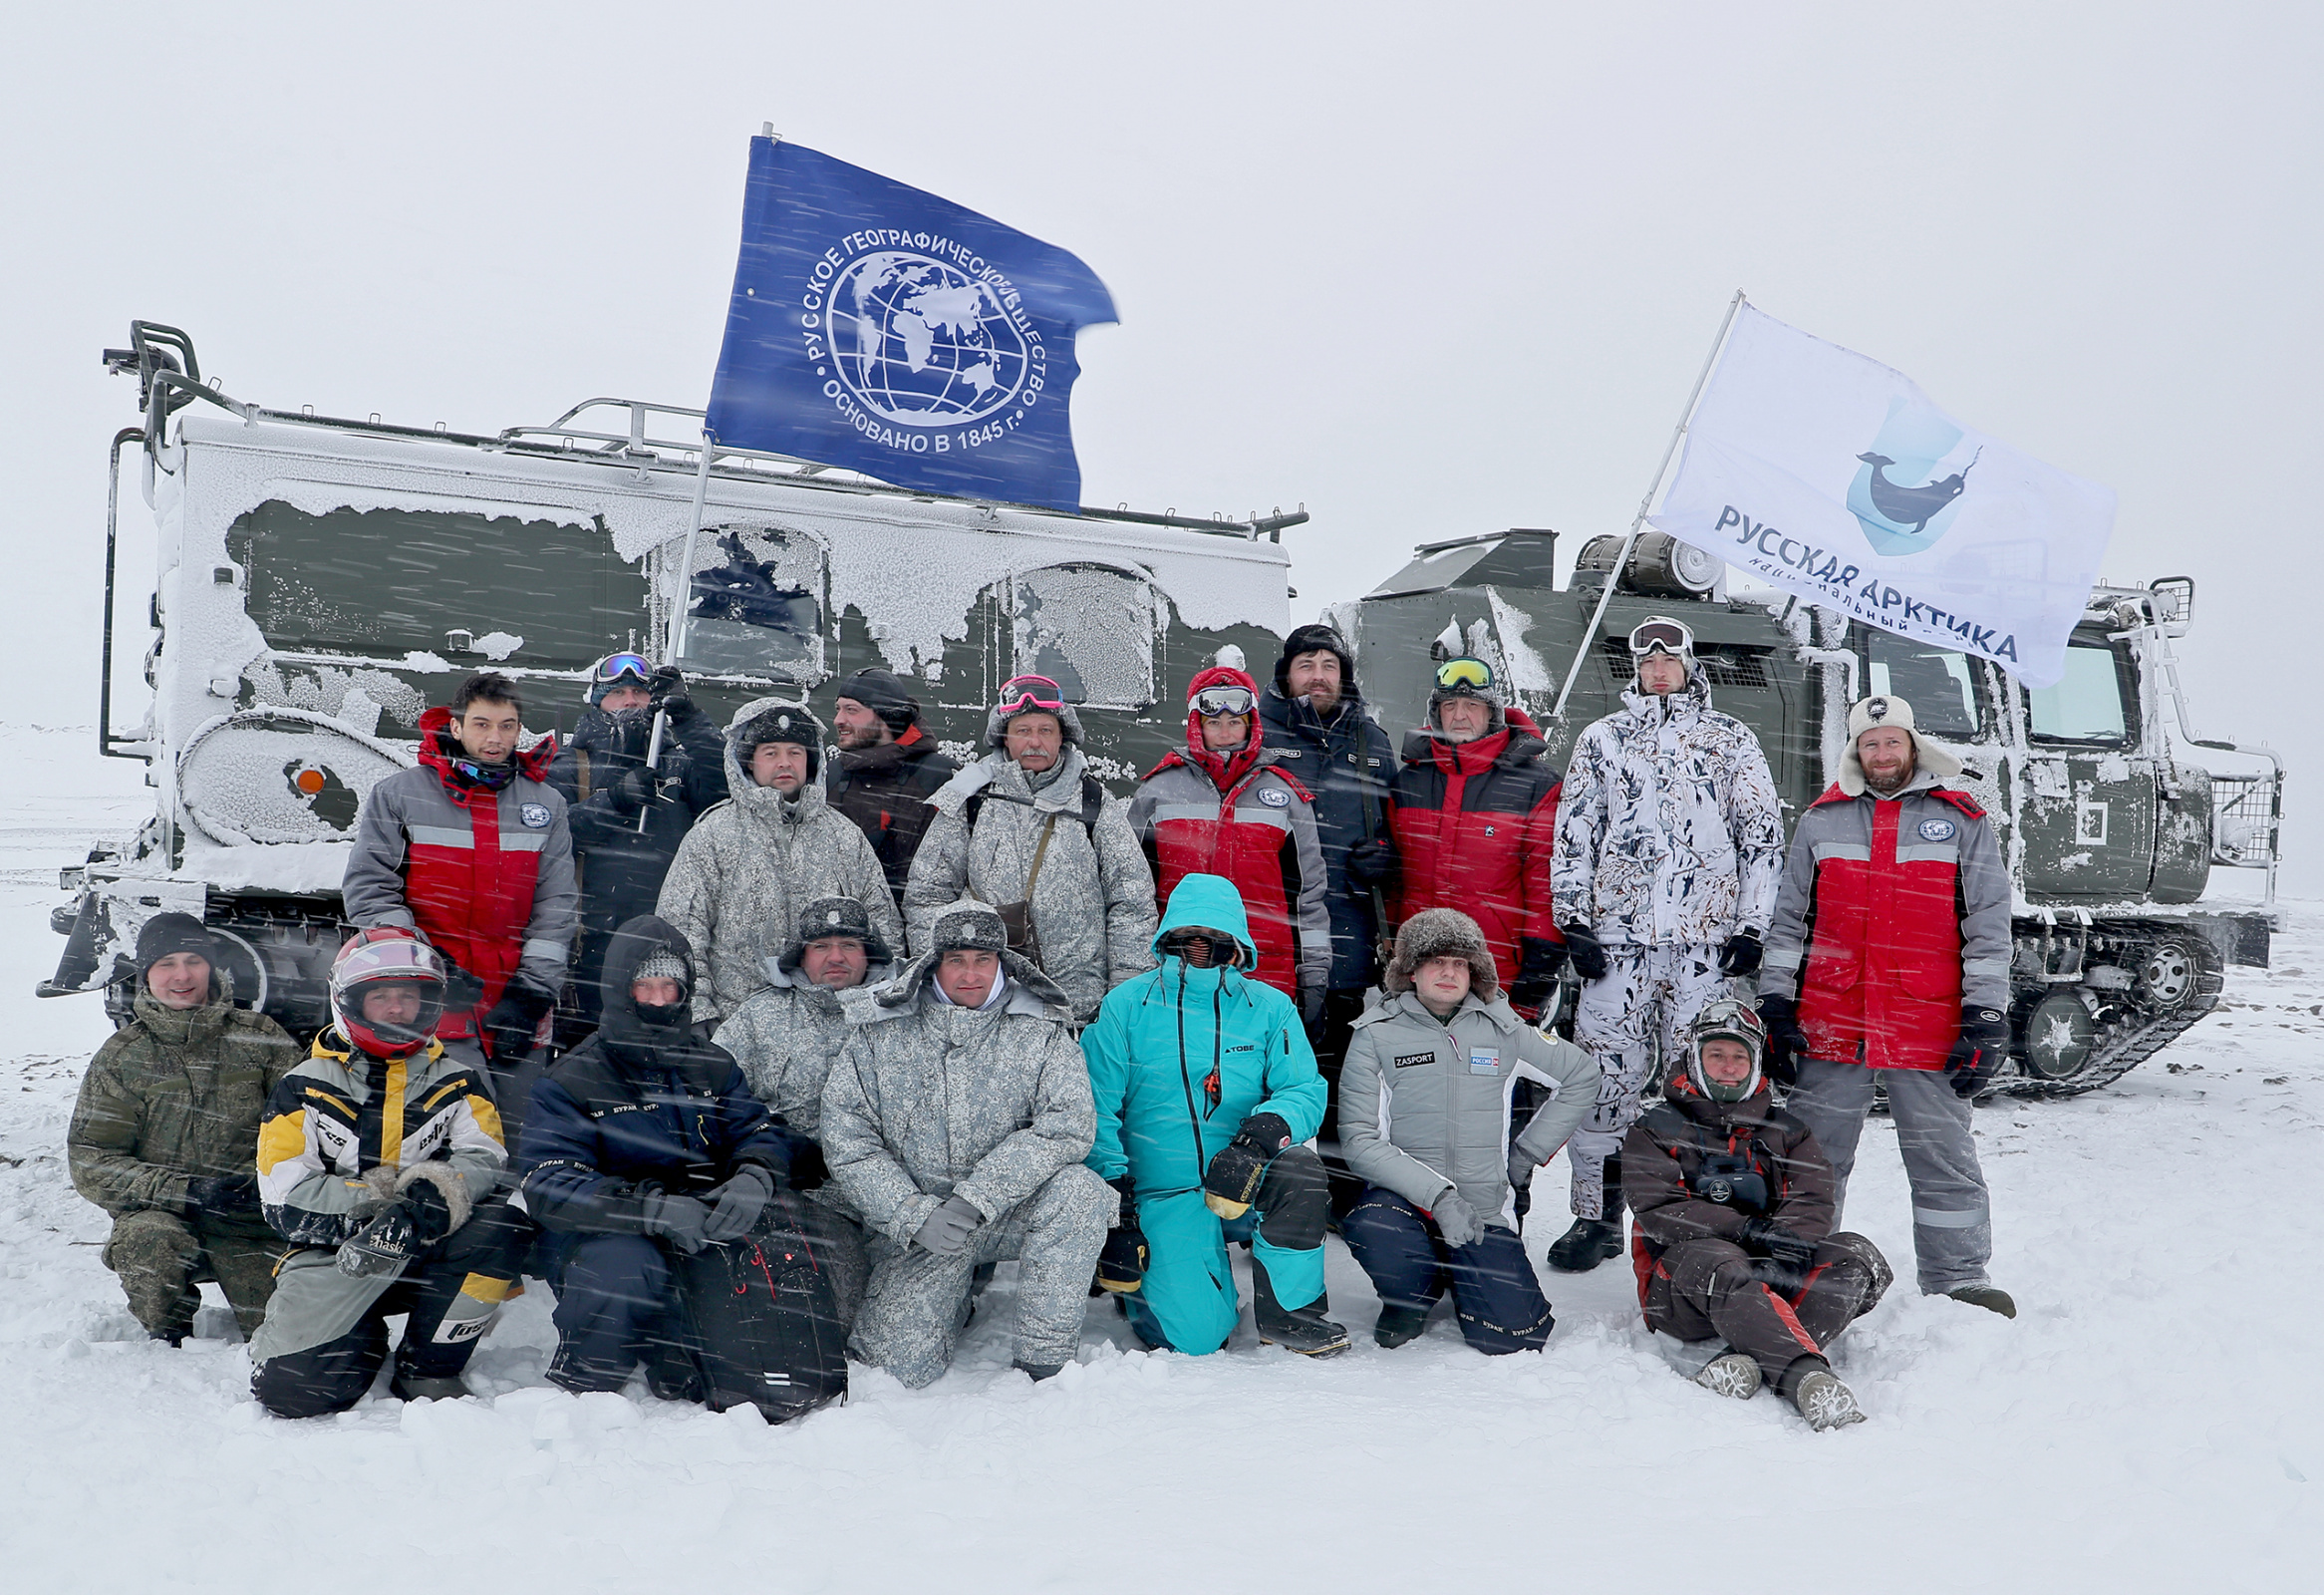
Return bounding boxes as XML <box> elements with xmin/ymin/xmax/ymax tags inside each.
<box><xmin>1759</xmin><ymin>695</ymin><xmax>2016</xmax><ymax>1318</ymax></box>
<box><xmin>550</xmin><ymin>653</ymin><xmax>730</xmax><ymax>1041</ymax></box>
<box><xmin>824</xmin><ymin>667</ymin><xmax>960</xmax><ymax>910</ymax></box>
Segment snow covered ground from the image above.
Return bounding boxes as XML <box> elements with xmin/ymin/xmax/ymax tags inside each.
<box><xmin>0</xmin><ymin>722</ymin><xmax>2313</xmax><ymax>1593</ymax></box>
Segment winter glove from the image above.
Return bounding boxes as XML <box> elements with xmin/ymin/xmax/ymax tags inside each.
<box><xmin>335</xmin><ymin>1182</ymin><xmax>452</xmax><ymax>1279</ymax></box>
<box><xmin>605</xmin><ymin>762</ymin><xmax>656</xmax><ymax>816</ymax></box>
<box><xmin>1507</xmin><ymin>1146</ymin><xmax>1538</xmax><ymax>1195</ymax></box>
<box><xmin>913</xmin><ymin>1193</ymin><xmax>985</xmax><ymax>1256</ymax></box>
<box><xmin>1758</xmin><ymin>995</ymin><xmax>1809</xmax><ymax>1088</ymax></box>
<box><xmin>434</xmin><ymin>952</ymin><xmax>488</xmax><ymax>1014</ymax></box>
<box><xmin>649</xmin><ymin>665</ymin><xmax>698</xmax><ymax>722</ymax></box>
<box><xmin>640</xmin><ymin>1190</ymin><xmax>715</xmax><ymax>1254</ymax></box>
<box><xmin>1509</xmin><ymin>935</ymin><xmax>1568</xmax><ymax>1020</ymax></box>
<box><xmin>1946</xmin><ymin>1006</ymin><xmax>2011</xmax><ymax>1100</ymax></box>
<box><xmin>1343</xmin><ymin>836</ymin><xmax>1396</xmax><ymax>887</ymax></box>
<box><xmin>1739</xmin><ymin>1216</ymin><xmax>1818</xmax><ymax>1296</ymax></box>
<box><xmin>1719</xmin><ymin>930</ymin><xmax>1764</xmax><ymax>979</ymax></box>
<box><xmin>1429</xmin><ymin>1187</ymin><xmax>1485</xmax><ymax>1250</ymax></box>
<box><xmin>1299</xmin><ymin>983</ymin><xmax>1326</xmax><ymax>1030</ymax></box>
<box><xmin>700</xmin><ymin>1164</ymin><xmax>776</xmax><ymax>1245</ymax></box>
<box><xmin>482</xmin><ymin>969</ymin><xmax>557</xmax><ymax>1062</ymax></box>
<box><xmin>183</xmin><ymin>1173</ymin><xmax>260</xmax><ymax>1219</ymax></box>
<box><xmin>1559</xmin><ymin>923</ymin><xmax>1609</xmax><ymax>983</ymax></box>
<box><xmin>1202</xmin><ymin>1113</ymin><xmax>1296</xmax><ymax>1219</ymax></box>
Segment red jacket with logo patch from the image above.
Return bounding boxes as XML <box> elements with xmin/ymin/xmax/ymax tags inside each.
<box><xmin>342</xmin><ymin>709</ymin><xmax>579</xmax><ymax>1044</ymax></box>
<box><xmin>1757</xmin><ymin>773</ymin><xmax>2011</xmax><ymax>1071</ymax></box>
<box><xmin>1385</xmin><ymin>715</ymin><xmax>1563</xmax><ymax>992</ymax></box>
<box><xmin>1125</xmin><ymin>668</ymin><xmax>1331</xmax><ymax>998</ymax></box>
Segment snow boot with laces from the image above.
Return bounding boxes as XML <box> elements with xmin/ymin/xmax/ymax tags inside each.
<box><xmin>1253</xmin><ymin>1258</ymin><xmax>1350</xmax><ymax>1358</ymax></box>
<box><xmin>1791</xmin><ymin>1367</ymin><xmax>1866</xmax><ymax>1431</ymax></box>
<box><xmin>1695</xmin><ymin>1350</ymin><xmax>1762</xmax><ymax>1400</ymax></box>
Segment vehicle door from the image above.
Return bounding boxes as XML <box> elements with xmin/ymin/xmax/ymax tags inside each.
<box><xmin>2015</xmin><ymin>633</ymin><xmax>2156</xmax><ymax>899</ymax></box>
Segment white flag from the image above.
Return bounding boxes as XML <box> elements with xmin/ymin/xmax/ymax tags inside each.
<box><xmin>1647</xmin><ymin>304</ymin><xmax>2116</xmax><ymax>690</ymax></box>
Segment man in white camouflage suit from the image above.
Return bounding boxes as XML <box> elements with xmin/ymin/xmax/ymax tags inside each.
<box><xmin>1547</xmin><ymin>616</ymin><xmax>1786</xmax><ymax>1272</ymax></box>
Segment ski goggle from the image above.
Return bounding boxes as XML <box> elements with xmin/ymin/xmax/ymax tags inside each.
<box><xmin>590</xmin><ymin>652</ymin><xmax>654</xmax><ymax>686</ymax></box>
<box><xmin>1190</xmin><ymin>684</ymin><xmax>1256</xmax><ymax>718</ymax></box>
<box><xmin>1435</xmin><ymin>657</ymin><xmax>1495</xmax><ymax>691</ymax></box>
<box><xmin>995</xmin><ymin>675</ymin><xmax>1066</xmax><ymax>714</ymax></box>
<box><xmin>1628</xmin><ymin>619</ymin><xmax>1694</xmax><ymax>658</ymax></box>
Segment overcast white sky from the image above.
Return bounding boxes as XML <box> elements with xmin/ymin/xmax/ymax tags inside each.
<box><xmin>3</xmin><ymin>2</ymin><xmax>2315</xmax><ymax>889</ymax></box>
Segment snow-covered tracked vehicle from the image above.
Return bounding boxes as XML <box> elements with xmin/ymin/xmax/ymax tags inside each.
<box><xmin>1336</xmin><ymin>527</ymin><xmax>2283</xmax><ymax>1097</ymax></box>
<box><xmin>43</xmin><ymin>321</ymin><xmax>1298</xmax><ymax>1036</ymax></box>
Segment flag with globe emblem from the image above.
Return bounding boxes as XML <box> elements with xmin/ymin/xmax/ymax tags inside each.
<box><xmin>706</xmin><ymin>138</ymin><xmax>1118</xmax><ymax>512</ymax></box>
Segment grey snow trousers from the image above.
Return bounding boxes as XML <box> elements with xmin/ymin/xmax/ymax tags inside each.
<box><xmin>1782</xmin><ymin>1056</ymin><xmax>1993</xmax><ymax>1294</ymax></box>
<box><xmin>849</xmin><ymin>1163</ymin><xmax>1110</xmax><ymax>1389</ymax></box>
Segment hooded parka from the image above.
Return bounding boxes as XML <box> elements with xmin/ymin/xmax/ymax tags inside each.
<box><xmin>1551</xmin><ymin>670</ymin><xmax>1785</xmax><ymax>947</ymax></box>
<box><xmin>903</xmin><ymin>746</ymin><xmax>1157</xmax><ymax>1020</ymax></box>
<box><xmin>1128</xmin><ymin>666</ymin><xmax>1330</xmax><ymax>1001</ymax></box>
<box><xmin>821</xmin><ymin>922</ymin><xmax>1112</xmax><ymax>1385</ymax></box>
<box><xmin>1081</xmin><ymin>875</ymin><xmax>1328</xmax><ymax>1353</ymax></box>
<box><xmin>654</xmin><ymin>696</ymin><xmax>903</xmax><ymax>1029</ymax></box>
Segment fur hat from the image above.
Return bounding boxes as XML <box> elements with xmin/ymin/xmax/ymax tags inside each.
<box><xmin>930</xmin><ymin>899</ymin><xmax>1010</xmax><ymax>958</ymax></box>
<box><xmin>986</xmin><ymin>675</ymin><xmax>1085</xmax><ymax>750</ymax></box>
<box><xmin>1384</xmin><ymin>909</ymin><xmax>1500</xmax><ymax>1001</ymax></box>
<box><xmin>834</xmin><ymin>668</ymin><xmax>920</xmax><ymax>736</ymax></box>
<box><xmin>136</xmin><ymin>911</ymin><xmax>217</xmax><ymax>977</ymax></box>
<box><xmin>732</xmin><ymin>699</ymin><xmax>825</xmax><ymax>783</ymax></box>
<box><xmin>1274</xmin><ymin>622</ymin><xmax>1356</xmax><ymax>698</ymax></box>
<box><xmin>779</xmin><ymin>895</ymin><xmax>894</xmax><ymax>970</ymax></box>
<box><xmin>1838</xmin><ymin>693</ymin><xmax>1963</xmax><ymax>795</ymax></box>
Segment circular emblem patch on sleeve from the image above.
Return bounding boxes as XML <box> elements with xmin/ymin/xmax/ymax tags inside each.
<box><xmin>1917</xmin><ymin>816</ymin><xmax>1956</xmax><ymax>841</ymax></box>
<box><xmin>1258</xmin><ymin>787</ymin><xmax>1291</xmax><ymax>807</ymax></box>
<box><xmin>520</xmin><ymin>802</ymin><xmax>553</xmax><ymax>829</ymax></box>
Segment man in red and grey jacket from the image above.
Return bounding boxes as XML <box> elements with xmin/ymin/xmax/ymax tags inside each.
<box><xmin>1385</xmin><ymin>657</ymin><xmax>1565</xmax><ymax>1019</ymax></box>
<box><xmin>344</xmin><ymin>671</ymin><xmax>578</xmax><ymax>1144</ymax></box>
<box><xmin>1757</xmin><ymin>694</ymin><xmax>2016</xmax><ymax>1317</ymax></box>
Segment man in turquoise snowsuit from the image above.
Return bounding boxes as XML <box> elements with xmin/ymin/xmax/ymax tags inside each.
<box><xmin>1082</xmin><ymin>873</ymin><xmax>1348</xmax><ymax>1357</ymax></box>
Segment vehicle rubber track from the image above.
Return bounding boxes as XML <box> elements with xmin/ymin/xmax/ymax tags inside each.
<box><xmin>2002</xmin><ymin>928</ymin><xmax>2228</xmax><ymax>1101</ymax></box>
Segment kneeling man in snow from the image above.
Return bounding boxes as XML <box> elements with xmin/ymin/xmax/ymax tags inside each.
<box><xmin>822</xmin><ymin>899</ymin><xmax>1111</xmax><ymax>1386</ymax></box>
<box><xmin>69</xmin><ymin>913</ymin><xmax>301</xmax><ymax>1345</ymax></box>
<box><xmin>247</xmin><ymin>929</ymin><xmax>524</xmax><ymax>1416</ymax></box>
<box><xmin>1335</xmin><ymin>909</ymin><xmax>1598</xmax><ymax>1354</ymax></box>
<box><xmin>1081</xmin><ymin>873</ymin><xmax>1349</xmax><ymax>1357</ymax></box>
<box><xmin>1622</xmin><ymin>999</ymin><xmax>1890</xmax><ymax>1431</ymax></box>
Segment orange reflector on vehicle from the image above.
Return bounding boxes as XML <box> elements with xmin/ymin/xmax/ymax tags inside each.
<box><xmin>294</xmin><ymin>768</ymin><xmax>326</xmax><ymax>796</ymax></box>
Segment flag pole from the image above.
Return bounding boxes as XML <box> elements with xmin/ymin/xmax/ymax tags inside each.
<box><xmin>636</xmin><ymin>431</ymin><xmax>718</xmax><ymax>831</ymax></box>
<box><xmin>1550</xmin><ymin>289</ymin><xmax>1747</xmax><ymax>722</ymax></box>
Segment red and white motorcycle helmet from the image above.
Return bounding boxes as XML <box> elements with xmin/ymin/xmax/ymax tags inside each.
<box><xmin>330</xmin><ymin>927</ymin><xmax>446</xmax><ymax>1059</ymax></box>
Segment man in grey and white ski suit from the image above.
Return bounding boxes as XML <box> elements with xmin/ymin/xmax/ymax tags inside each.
<box><xmin>903</xmin><ymin>675</ymin><xmax>1156</xmax><ymax>1021</ymax></box>
<box><xmin>821</xmin><ymin>899</ymin><xmax>1113</xmax><ymax>1386</ymax></box>
<box><xmin>712</xmin><ymin>895</ymin><xmax>894</xmax><ymax>1324</ymax></box>
<box><xmin>656</xmin><ymin>697</ymin><xmax>902</xmax><ymax>1032</ymax></box>
<box><xmin>1548</xmin><ymin>616</ymin><xmax>1786</xmax><ymax>1272</ymax></box>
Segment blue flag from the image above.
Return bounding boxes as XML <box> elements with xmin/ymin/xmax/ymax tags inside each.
<box><xmin>706</xmin><ymin>139</ymin><xmax>1117</xmax><ymax>512</ymax></box>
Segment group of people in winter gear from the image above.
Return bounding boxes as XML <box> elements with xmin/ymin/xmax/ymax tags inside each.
<box><xmin>63</xmin><ymin>611</ymin><xmax>2020</xmax><ymax>1429</ymax></box>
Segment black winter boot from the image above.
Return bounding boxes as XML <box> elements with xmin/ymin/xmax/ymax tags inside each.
<box><xmin>390</xmin><ymin>1369</ymin><xmax>472</xmax><ymax>1402</ymax></box>
<box><xmin>1252</xmin><ymin>1257</ymin><xmax>1350</xmax><ymax>1358</ymax></box>
<box><xmin>1547</xmin><ymin>1214</ymin><xmax>1624</xmax><ymax>1273</ymax></box>
<box><xmin>1372</xmin><ymin>1304</ymin><xmax>1431</xmax><ymax>1350</ymax></box>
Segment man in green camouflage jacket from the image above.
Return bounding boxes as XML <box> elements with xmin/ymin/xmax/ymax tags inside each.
<box><xmin>68</xmin><ymin>913</ymin><xmax>302</xmax><ymax>1343</ymax></box>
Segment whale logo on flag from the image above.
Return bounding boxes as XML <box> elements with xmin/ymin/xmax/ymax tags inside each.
<box><xmin>1846</xmin><ymin>396</ymin><xmax>1983</xmax><ymax>554</ymax></box>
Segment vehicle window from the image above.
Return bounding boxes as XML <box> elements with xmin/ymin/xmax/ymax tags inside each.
<box><xmin>675</xmin><ymin>526</ymin><xmax>827</xmax><ymax>684</ymax></box>
<box><xmin>1011</xmin><ymin>565</ymin><xmax>1156</xmax><ymax>710</ymax></box>
<box><xmin>225</xmin><ymin>499</ymin><xmax>646</xmax><ymax>669</ymax></box>
<box><xmin>1859</xmin><ymin>630</ymin><xmax>1982</xmax><ymax>738</ymax></box>
<box><xmin>2027</xmin><ymin>641</ymin><xmax>2134</xmax><ymax>746</ymax></box>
